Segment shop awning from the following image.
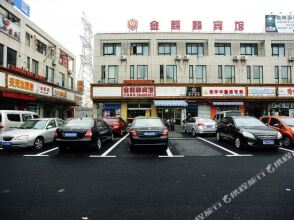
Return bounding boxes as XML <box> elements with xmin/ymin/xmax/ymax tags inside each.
<box><xmin>153</xmin><ymin>100</ymin><xmax>188</xmax><ymax>107</ymax></box>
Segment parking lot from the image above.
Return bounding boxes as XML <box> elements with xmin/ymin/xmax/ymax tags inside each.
<box><xmin>1</xmin><ymin>126</ymin><xmax>294</xmax><ymax>220</ymax></box>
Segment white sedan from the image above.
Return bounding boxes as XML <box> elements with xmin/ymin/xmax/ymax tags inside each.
<box><xmin>184</xmin><ymin>117</ymin><xmax>217</xmax><ymax>137</ymax></box>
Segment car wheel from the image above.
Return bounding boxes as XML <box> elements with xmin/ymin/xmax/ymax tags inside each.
<box><xmin>192</xmin><ymin>129</ymin><xmax>197</xmax><ymax>137</ymax></box>
<box><xmin>34</xmin><ymin>137</ymin><xmax>44</xmax><ymax>150</ymax></box>
<box><xmin>283</xmin><ymin>136</ymin><xmax>291</xmax><ymax>147</ymax></box>
<box><xmin>216</xmin><ymin>132</ymin><xmax>222</xmax><ymax>142</ymax></box>
<box><xmin>234</xmin><ymin>137</ymin><xmax>242</xmax><ymax>149</ymax></box>
<box><xmin>96</xmin><ymin>138</ymin><xmax>102</xmax><ymax>150</ymax></box>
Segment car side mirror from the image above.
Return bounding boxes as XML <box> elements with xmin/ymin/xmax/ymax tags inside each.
<box><xmin>47</xmin><ymin>125</ymin><xmax>54</xmax><ymax>129</ymax></box>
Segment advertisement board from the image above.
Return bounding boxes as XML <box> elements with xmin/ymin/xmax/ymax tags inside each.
<box><xmin>122</xmin><ymin>86</ymin><xmax>155</xmax><ymax>97</ymax></box>
<box><xmin>0</xmin><ymin>15</ymin><xmax>20</xmax><ymax>41</ymax></box>
<box><xmin>8</xmin><ymin>75</ymin><xmax>37</xmax><ymax>94</ymax></box>
<box><xmin>77</xmin><ymin>80</ymin><xmax>84</xmax><ymax>93</ymax></box>
<box><xmin>202</xmin><ymin>87</ymin><xmax>246</xmax><ymax>97</ymax></box>
<box><xmin>248</xmin><ymin>87</ymin><xmax>276</xmax><ymax>97</ymax></box>
<box><xmin>53</xmin><ymin>88</ymin><xmax>66</xmax><ymax>99</ymax></box>
<box><xmin>0</xmin><ymin>72</ymin><xmax>5</xmax><ymax>88</ymax></box>
<box><xmin>156</xmin><ymin>87</ymin><xmax>186</xmax><ymax>97</ymax></box>
<box><xmin>37</xmin><ymin>84</ymin><xmax>52</xmax><ymax>97</ymax></box>
<box><xmin>13</xmin><ymin>0</ymin><xmax>30</xmax><ymax>17</ymax></box>
<box><xmin>92</xmin><ymin>87</ymin><xmax>121</xmax><ymax>97</ymax></box>
<box><xmin>265</xmin><ymin>14</ymin><xmax>294</xmax><ymax>33</ymax></box>
<box><xmin>277</xmin><ymin>87</ymin><xmax>294</xmax><ymax>97</ymax></box>
<box><xmin>186</xmin><ymin>87</ymin><xmax>201</xmax><ymax>96</ymax></box>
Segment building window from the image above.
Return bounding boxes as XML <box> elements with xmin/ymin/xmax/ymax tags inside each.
<box><xmin>247</xmin><ymin>66</ymin><xmax>251</xmax><ymax>84</ymax></box>
<box><xmin>158</xmin><ymin>43</ymin><xmax>176</xmax><ymax>55</ymax></box>
<box><xmin>275</xmin><ymin>66</ymin><xmax>279</xmax><ymax>83</ymax></box>
<box><xmin>160</xmin><ymin>65</ymin><xmax>164</xmax><ymax>83</ymax></box>
<box><xmin>186</xmin><ymin>43</ymin><xmax>204</xmax><ymax>56</ymax></box>
<box><xmin>46</xmin><ymin>66</ymin><xmax>54</xmax><ymax>83</ymax></box>
<box><xmin>224</xmin><ymin>66</ymin><xmax>235</xmax><ymax>83</ymax></box>
<box><xmin>131</xmin><ymin>43</ymin><xmax>149</xmax><ymax>56</ymax></box>
<box><xmin>272</xmin><ymin>44</ymin><xmax>285</xmax><ymax>57</ymax></box>
<box><xmin>103</xmin><ymin>43</ymin><xmax>121</xmax><ymax>56</ymax></box>
<box><xmin>108</xmin><ymin>65</ymin><xmax>118</xmax><ymax>83</ymax></box>
<box><xmin>25</xmin><ymin>32</ymin><xmax>30</xmax><ymax>46</ymax></box>
<box><xmin>240</xmin><ymin>43</ymin><xmax>258</xmax><ymax>56</ymax></box>
<box><xmin>166</xmin><ymin>65</ymin><xmax>177</xmax><ymax>83</ymax></box>
<box><xmin>68</xmin><ymin>77</ymin><xmax>73</xmax><ymax>90</ymax></box>
<box><xmin>59</xmin><ymin>72</ymin><xmax>65</xmax><ymax>87</ymax></box>
<box><xmin>137</xmin><ymin>65</ymin><xmax>148</xmax><ymax>80</ymax></box>
<box><xmin>130</xmin><ymin>65</ymin><xmax>134</xmax><ymax>80</ymax></box>
<box><xmin>36</xmin><ymin>40</ymin><xmax>47</xmax><ymax>55</ymax></box>
<box><xmin>101</xmin><ymin>65</ymin><xmax>106</xmax><ymax>83</ymax></box>
<box><xmin>189</xmin><ymin>65</ymin><xmax>194</xmax><ymax>83</ymax></box>
<box><xmin>253</xmin><ymin>66</ymin><xmax>263</xmax><ymax>84</ymax></box>
<box><xmin>31</xmin><ymin>59</ymin><xmax>39</xmax><ymax>74</ymax></box>
<box><xmin>218</xmin><ymin>65</ymin><xmax>223</xmax><ymax>83</ymax></box>
<box><xmin>26</xmin><ymin>56</ymin><xmax>30</xmax><ymax>71</ymax></box>
<box><xmin>59</xmin><ymin>50</ymin><xmax>69</xmax><ymax>68</ymax></box>
<box><xmin>281</xmin><ymin>66</ymin><xmax>291</xmax><ymax>84</ymax></box>
<box><xmin>0</xmin><ymin>44</ymin><xmax>3</xmax><ymax>66</ymax></box>
<box><xmin>215</xmin><ymin>43</ymin><xmax>231</xmax><ymax>56</ymax></box>
<box><xmin>195</xmin><ymin>65</ymin><xmax>207</xmax><ymax>83</ymax></box>
<box><xmin>7</xmin><ymin>47</ymin><xmax>17</xmax><ymax>67</ymax></box>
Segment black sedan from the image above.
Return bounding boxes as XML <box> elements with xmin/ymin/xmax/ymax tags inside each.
<box><xmin>129</xmin><ymin>117</ymin><xmax>168</xmax><ymax>150</ymax></box>
<box><xmin>54</xmin><ymin>117</ymin><xmax>113</xmax><ymax>151</ymax></box>
<box><xmin>216</xmin><ymin>116</ymin><xmax>283</xmax><ymax>149</ymax></box>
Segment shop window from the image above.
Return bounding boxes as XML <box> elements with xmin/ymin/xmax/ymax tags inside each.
<box><xmin>32</xmin><ymin>59</ymin><xmax>39</xmax><ymax>74</ymax></box>
<box><xmin>101</xmin><ymin>65</ymin><xmax>106</xmax><ymax>83</ymax></box>
<box><xmin>0</xmin><ymin>44</ymin><xmax>3</xmax><ymax>66</ymax></box>
<box><xmin>240</xmin><ymin>43</ymin><xmax>258</xmax><ymax>56</ymax></box>
<box><xmin>130</xmin><ymin>65</ymin><xmax>134</xmax><ymax>80</ymax></box>
<box><xmin>59</xmin><ymin>72</ymin><xmax>65</xmax><ymax>87</ymax></box>
<box><xmin>186</xmin><ymin>43</ymin><xmax>204</xmax><ymax>56</ymax></box>
<box><xmin>272</xmin><ymin>44</ymin><xmax>285</xmax><ymax>57</ymax></box>
<box><xmin>108</xmin><ymin>65</ymin><xmax>118</xmax><ymax>83</ymax></box>
<box><xmin>160</xmin><ymin>65</ymin><xmax>164</xmax><ymax>83</ymax></box>
<box><xmin>7</xmin><ymin>114</ymin><xmax>21</xmax><ymax>122</ymax></box>
<box><xmin>274</xmin><ymin>66</ymin><xmax>279</xmax><ymax>83</ymax></box>
<box><xmin>195</xmin><ymin>65</ymin><xmax>206</xmax><ymax>83</ymax></box>
<box><xmin>36</xmin><ymin>39</ymin><xmax>47</xmax><ymax>55</ymax></box>
<box><xmin>189</xmin><ymin>65</ymin><xmax>194</xmax><ymax>83</ymax></box>
<box><xmin>137</xmin><ymin>65</ymin><xmax>148</xmax><ymax>80</ymax></box>
<box><xmin>224</xmin><ymin>66</ymin><xmax>235</xmax><ymax>84</ymax></box>
<box><xmin>281</xmin><ymin>66</ymin><xmax>291</xmax><ymax>84</ymax></box>
<box><xmin>218</xmin><ymin>65</ymin><xmax>223</xmax><ymax>83</ymax></box>
<box><xmin>25</xmin><ymin>32</ymin><xmax>30</xmax><ymax>46</ymax></box>
<box><xmin>158</xmin><ymin>43</ymin><xmax>176</xmax><ymax>55</ymax></box>
<box><xmin>46</xmin><ymin>66</ymin><xmax>54</xmax><ymax>83</ymax></box>
<box><xmin>128</xmin><ymin>103</ymin><xmax>139</xmax><ymax>108</ymax></box>
<box><xmin>253</xmin><ymin>66</ymin><xmax>263</xmax><ymax>84</ymax></box>
<box><xmin>103</xmin><ymin>43</ymin><xmax>121</xmax><ymax>56</ymax></box>
<box><xmin>166</xmin><ymin>65</ymin><xmax>177</xmax><ymax>83</ymax></box>
<box><xmin>215</xmin><ymin>43</ymin><xmax>231</xmax><ymax>56</ymax></box>
<box><xmin>131</xmin><ymin>43</ymin><xmax>149</xmax><ymax>56</ymax></box>
<box><xmin>7</xmin><ymin>47</ymin><xmax>17</xmax><ymax>67</ymax></box>
<box><xmin>247</xmin><ymin>66</ymin><xmax>251</xmax><ymax>84</ymax></box>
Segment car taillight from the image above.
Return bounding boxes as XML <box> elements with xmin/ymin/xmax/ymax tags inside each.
<box><xmin>162</xmin><ymin>129</ymin><xmax>168</xmax><ymax>136</ymax></box>
<box><xmin>130</xmin><ymin>129</ymin><xmax>137</xmax><ymax>137</ymax></box>
<box><xmin>85</xmin><ymin>129</ymin><xmax>92</xmax><ymax>137</ymax></box>
<box><xmin>0</xmin><ymin>125</ymin><xmax>4</xmax><ymax>129</ymax></box>
<box><xmin>197</xmin><ymin>123</ymin><xmax>204</xmax><ymax>126</ymax></box>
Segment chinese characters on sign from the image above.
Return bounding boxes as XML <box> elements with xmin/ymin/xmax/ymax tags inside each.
<box><xmin>202</xmin><ymin>87</ymin><xmax>246</xmax><ymax>97</ymax></box>
<box><xmin>235</xmin><ymin>21</ymin><xmax>244</xmax><ymax>31</ymax></box>
<box><xmin>171</xmin><ymin>20</ymin><xmax>181</xmax><ymax>30</ymax></box>
<box><xmin>127</xmin><ymin>19</ymin><xmax>138</xmax><ymax>31</ymax></box>
<box><xmin>278</xmin><ymin>87</ymin><xmax>294</xmax><ymax>97</ymax></box>
<box><xmin>192</xmin><ymin>21</ymin><xmax>202</xmax><ymax>31</ymax></box>
<box><xmin>37</xmin><ymin>84</ymin><xmax>52</xmax><ymax>97</ymax></box>
<box><xmin>186</xmin><ymin>87</ymin><xmax>201</xmax><ymax>96</ymax></box>
<box><xmin>265</xmin><ymin>15</ymin><xmax>294</xmax><ymax>33</ymax></box>
<box><xmin>8</xmin><ymin>75</ymin><xmax>34</xmax><ymax>92</ymax></box>
<box><xmin>122</xmin><ymin>86</ymin><xmax>155</xmax><ymax>97</ymax></box>
<box><xmin>53</xmin><ymin>88</ymin><xmax>66</xmax><ymax>99</ymax></box>
<box><xmin>213</xmin><ymin>21</ymin><xmax>223</xmax><ymax>30</ymax></box>
<box><xmin>248</xmin><ymin>87</ymin><xmax>276</xmax><ymax>97</ymax></box>
<box><xmin>150</xmin><ymin>21</ymin><xmax>159</xmax><ymax>31</ymax></box>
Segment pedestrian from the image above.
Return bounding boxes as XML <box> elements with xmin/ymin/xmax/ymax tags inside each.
<box><xmin>166</xmin><ymin>118</ymin><xmax>171</xmax><ymax>130</ymax></box>
<box><xmin>170</xmin><ymin>117</ymin><xmax>175</xmax><ymax>131</ymax></box>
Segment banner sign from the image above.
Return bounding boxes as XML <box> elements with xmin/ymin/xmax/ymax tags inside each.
<box><xmin>37</xmin><ymin>84</ymin><xmax>52</xmax><ymax>97</ymax></box>
<box><xmin>265</xmin><ymin>14</ymin><xmax>294</xmax><ymax>33</ymax></box>
<box><xmin>248</xmin><ymin>87</ymin><xmax>276</xmax><ymax>97</ymax></box>
<box><xmin>277</xmin><ymin>87</ymin><xmax>294</xmax><ymax>97</ymax></box>
<box><xmin>156</xmin><ymin>87</ymin><xmax>186</xmax><ymax>97</ymax></box>
<box><xmin>202</xmin><ymin>87</ymin><xmax>246</xmax><ymax>97</ymax></box>
<box><xmin>53</xmin><ymin>88</ymin><xmax>66</xmax><ymax>99</ymax></box>
<box><xmin>0</xmin><ymin>15</ymin><xmax>20</xmax><ymax>40</ymax></box>
<box><xmin>122</xmin><ymin>86</ymin><xmax>155</xmax><ymax>97</ymax></box>
<box><xmin>8</xmin><ymin>75</ymin><xmax>37</xmax><ymax>93</ymax></box>
<box><xmin>186</xmin><ymin>87</ymin><xmax>201</xmax><ymax>96</ymax></box>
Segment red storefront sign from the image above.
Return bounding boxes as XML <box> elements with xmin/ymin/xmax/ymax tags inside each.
<box><xmin>9</xmin><ymin>66</ymin><xmax>46</xmax><ymax>81</ymax></box>
<box><xmin>2</xmin><ymin>91</ymin><xmax>36</xmax><ymax>101</ymax></box>
<box><xmin>122</xmin><ymin>86</ymin><xmax>155</xmax><ymax>97</ymax></box>
<box><xmin>123</xmin><ymin>80</ymin><xmax>154</xmax><ymax>84</ymax></box>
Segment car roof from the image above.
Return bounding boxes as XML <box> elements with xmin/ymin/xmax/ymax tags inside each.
<box><xmin>229</xmin><ymin>116</ymin><xmax>255</xmax><ymax>119</ymax></box>
<box><xmin>0</xmin><ymin>110</ymin><xmax>38</xmax><ymax>114</ymax></box>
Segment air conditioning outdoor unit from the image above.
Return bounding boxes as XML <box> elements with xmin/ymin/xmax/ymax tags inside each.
<box><xmin>120</xmin><ymin>55</ymin><xmax>127</xmax><ymax>61</ymax></box>
<box><xmin>183</xmin><ymin>55</ymin><xmax>190</xmax><ymax>61</ymax></box>
<box><xmin>52</xmin><ymin>60</ymin><xmax>57</xmax><ymax>66</ymax></box>
<box><xmin>68</xmin><ymin>70</ymin><xmax>72</xmax><ymax>75</ymax></box>
<box><xmin>240</xmin><ymin>55</ymin><xmax>248</xmax><ymax>61</ymax></box>
<box><xmin>288</xmin><ymin>56</ymin><xmax>294</xmax><ymax>62</ymax></box>
<box><xmin>175</xmin><ymin>55</ymin><xmax>182</xmax><ymax>60</ymax></box>
<box><xmin>233</xmin><ymin>55</ymin><xmax>240</xmax><ymax>61</ymax></box>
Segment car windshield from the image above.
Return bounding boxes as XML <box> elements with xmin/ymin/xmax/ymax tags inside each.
<box><xmin>280</xmin><ymin>118</ymin><xmax>294</xmax><ymax>126</ymax></box>
<box><xmin>234</xmin><ymin>118</ymin><xmax>267</xmax><ymax>127</ymax></box>
<box><xmin>134</xmin><ymin>118</ymin><xmax>163</xmax><ymax>128</ymax></box>
<box><xmin>65</xmin><ymin>118</ymin><xmax>94</xmax><ymax>127</ymax></box>
<box><xmin>20</xmin><ymin>120</ymin><xmax>47</xmax><ymax>129</ymax></box>
<box><xmin>103</xmin><ymin>118</ymin><xmax>119</xmax><ymax>122</ymax></box>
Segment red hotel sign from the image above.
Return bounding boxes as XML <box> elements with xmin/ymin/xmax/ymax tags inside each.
<box><xmin>123</xmin><ymin>86</ymin><xmax>155</xmax><ymax>97</ymax></box>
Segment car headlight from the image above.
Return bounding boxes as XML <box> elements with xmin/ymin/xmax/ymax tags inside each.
<box><xmin>14</xmin><ymin>135</ymin><xmax>29</xmax><ymax>141</ymax></box>
<box><xmin>277</xmin><ymin>132</ymin><xmax>283</xmax><ymax>139</ymax></box>
<box><xmin>242</xmin><ymin>131</ymin><xmax>255</xmax><ymax>139</ymax></box>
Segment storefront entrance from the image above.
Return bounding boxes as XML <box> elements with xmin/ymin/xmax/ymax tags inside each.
<box><xmin>157</xmin><ymin>107</ymin><xmax>182</xmax><ymax>124</ymax></box>
<box><xmin>245</xmin><ymin>102</ymin><xmax>268</xmax><ymax>118</ymax></box>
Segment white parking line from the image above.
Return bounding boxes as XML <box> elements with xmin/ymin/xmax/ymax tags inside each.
<box><xmin>97</xmin><ymin>133</ymin><xmax>129</xmax><ymax>157</ymax></box>
<box><xmin>0</xmin><ymin>148</ymin><xmax>3</xmax><ymax>150</ymax></box>
<box><xmin>23</xmin><ymin>147</ymin><xmax>58</xmax><ymax>157</ymax></box>
<box><xmin>158</xmin><ymin>147</ymin><xmax>185</xmax><ymax>158</ymax></box>
<box><xmin>280</xmin><ymin>147</ymin><xmax>294</xmax><ymax>153</ymax></box>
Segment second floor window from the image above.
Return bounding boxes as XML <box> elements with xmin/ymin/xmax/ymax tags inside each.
<box><xmin>59</xmin><ymin>72</ymin><xmax>65</xmax><ymax>87</ymax></box>
<box><xmin>103</xmin><ymin>43</ymin><xmax>121</xmax><ymax>56</ymax></box>
<box><xmin>31</xmin><ymin>59</ymin><xmax>39</xmax><ymax>74</ymax></box>
<box><xmin>224</xmin><ymin>66</ymin><xmax>235</xmax><ymax>83</ymax></box>
<box><xmin>186</xmin><ymin>43</ymin><xmax>204</xmax><ymax>56</ymax></box>
<box><xmin>130</xmin><ymin>65</ymin><xmax>134</xmax><ymax>80</ymax></box>
<box><xmin>137</xmin><ymin>65</ymin><xmax>148</xmax><ymax>80</ymax></box>
<box><xmin>36</xmin><ymin>40</ymin><xmax>47</xmax><ymax>55</ymax></box>
<box><xmin>281</xmin><ymin>66</ymin><xmax>292</xmax><ymax>84</ymax></box>
<box><xmin>272</xmin><ymin>44</ymin><xmax>285</xmax><ymax>57</ymax></box>
<box><xmin>166</xmin><ymin>65</ymin><xmax>177</xmax><ymax>83</ymax></box>
<box><xmin>158</xmin><ymin>43</ymin><xmax>176</xmax><ymax>55</ymax></box>
<box><xmin>108</xmin><ymin>65</ymin><xmax>118</xmax><ymax>83</ymax></box>
<box><xmin>46</xmin><ymin>66</ymin><xmax>54</xmax><ymax>83</ymax></box>
<box><xmin>240</xmin><ymin>43</ymin><xmax>258</xmax><ymax>56</ymax></box>
<box><xmin>195</xmin><ymin>65</ymin><xmax>207</xmax><ymax>83</ymax></box>
<box><xmin>247</xmin><ymin>66</ymin><xmax>251</xmax><ymax>84</ymax></box>
<box><xmin>25</xmin><ymin>32</ymin><xmax>30</xmax><ymax>46</ymax></box>
<box><xmin>7</xmin><ymin>47</ymin><xmax>17</xmax><ymax>67</ymax></box>
<box><xmin>131</xmin><ymin>43</ymin><xmax>149</xmax><ymax>56</ymax></box>
<box><xmin>215</xmin><ymin>43</ymin><xmax>231</xmax><ymax>56</ymax></box>
<box><xmin>253</xmin><ymin>66</ymin><xmax>263</xmax><ymax>84</ymax></box>
<box><xmin>101</xmin><ymin>65</ymin><xmax>106</xmax><ymax>83</ymax></box>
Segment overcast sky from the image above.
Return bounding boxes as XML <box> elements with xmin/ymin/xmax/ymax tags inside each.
<box><xmin>25</xmin><ymin>0</ymin><xmax>294</xmax><ymax>74</ymax></box>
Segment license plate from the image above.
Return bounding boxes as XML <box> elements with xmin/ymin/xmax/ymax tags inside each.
<box><xmin>144</xmin><ymin>132</ymin><xmax>156</xmax><ymax>136</ymax></box>
<box><xmin>206</xmin><ymin>125</ymin><xmax>213</xmax><ymax>128</ymax></box>
<box><xmin>263</xmin><ymin>140</ymin><xmax>274</xmax><ymax>145</ymax></box>
<box><xmin>64</xmin><ymin>133</ymin><xmax>77</xmax><ymax>137</ymax></box>
<box><xmin>1</xmin><ymin>141</ymin><xmax>11</xmax><ymax>146</ymax></box>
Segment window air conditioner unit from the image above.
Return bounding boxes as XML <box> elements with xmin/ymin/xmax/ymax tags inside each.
<box><xmin>120</xmin><ymin>55</ymin><xmax>127</xmax><ymax>61</ymax></box>
<box><xmin>288</xmin><ymin>56</ymin><xmax>294</xmax><ymax>61</ymax></box>
<box><xmin>175</xmin><ymin>55</ymin><xmax>182</xmax><ymax>60</ymax></box>
<box><xmin>240</xmin><ymin>55</ymin><xmax>247</xmax><ymax>61</ymax></box>
<box><xmin>52</xmin><ymin>60</ymin><xmax>57</xmax><ymax>66</ymax></box>
<box><xmin>183</xmin><ymin>55</ymin><xmax>190</xmax><ymax>61</ymax></box>
<box><xmin>68</xmin><ymin>69</ymin><xmax>72</xmax><ymax>75</ymax></box>
<box><xmin>233</xmin><ymin>55</ymin><xmax>240</xmax><ymax>61</ymax></box>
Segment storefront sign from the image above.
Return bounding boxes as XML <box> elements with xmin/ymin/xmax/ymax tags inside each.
<box><xmin>122</xmin><ymin>86</ymin><xmax>155</xmax><ymax>97</ymax></box>
<box><xmin>213</xmin><ymin>102</ymin><xmax>244</xmax><ymax>106</ymax></box>
<box><xmin>92</xmin><ymin>87</ymin><xmax>121</xmax><ymax>97</ymax></box>
<box><xmin>123</xmin><ymin>80</ymin><xmax>154</xmax><ymax>84</ymax></box>
<box><xmin>2</xmin><ymin>91</ymin><xmax>35</xmax><ymax>101</ymax></box>
<box><xmin>0</xmin><ymin>72</ymin><xmax>5</xmax><ymax>87</ymax></box>
<box><xmin>277</xmin><ymin>87</ymin><xmax>294</xmax><ymax>97</ymax></box>
<box><xmin>8</xmin><ymin>75</ymin><xmax>37</xmax><ymax>93</ymax></box>
<box><xmin>37</xmin><ymin>84</ymin><xmax>52</xmax><ymax>97</ymax></box>
<box><xmin>156</xmin><ymin>87</ymin><xmax>186</xmax><ymax>97</ymax></box>
<box><xmin>77</xmin><ymin>80</ymin><xmax>84</xmax><ymax>93</ymax></box>
<box><xmin>272</xmin><ymin>102</ymin><xmax>294</xmax><ymax>109</ymax></box>
<box><xmin>186</xmin><ymin>87</ymin><xmax>201</xmax><ymax>96</ymax></box>
<box><xmin>53</xmin><ymin>88</ymin><xmax>66</xmax><ymax>99</ymax></box>
<box><xmin>66</xmin><ymin>91</ymin><xmax>75</xmax><ymax>101</ymax></box>
<box><xmin>248</xmin><ymin>87</ymin><xmax>276</xmax><ymax>97</ymax></box>
<box><xmin>202</xmin><ymin>87</ymin><xmax>245</xmax><ymax>97</ymax></box>
<box><xmin>9</xmin><ymin>66</ymin><xmax>45</xmax><ymax>81</ymax></box>
<box><xmin>265</xmin><ymin>14</ymin><xmax>294</xmax><ymax>33</ymax></box>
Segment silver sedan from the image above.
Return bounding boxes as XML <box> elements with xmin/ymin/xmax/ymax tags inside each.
<box><xmin>0</xmin><ymin>118</ymin><xmax>65</xmax><ymax>150</ymax></box>
<box><xmin>184</xmin><ymin>117</ymin><xmax>217</xmax><ymax>136</ymax></box>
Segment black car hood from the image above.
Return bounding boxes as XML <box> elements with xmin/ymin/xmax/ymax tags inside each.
<box><xmin>240</xmin><ymin>126</ymin><xmax>277</xmax><ymax>135</ymax></box>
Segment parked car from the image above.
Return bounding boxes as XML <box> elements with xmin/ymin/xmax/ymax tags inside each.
<box><xmin>213</xmin><ymin>110</ymin><xmax>242</xmax><ymax>124</ymax></box>
<box><xmin>0</xmin><ymin>110</ymin><xmax>39</xmax><ymax>133</ymax></box>
<box><xmin>129</xmin><ymin>116</ymin><xmax>168</xmax><ymax>150</ymax></box>
<box><xmin>54</xmin><ymin>117</ymin><xmax>113</xmax><ymax>151</ymax></box>
<box><xmin>0</xmin><ymin>118</ymin><xmax>65</xmax><ymax>150</ymax></box>
<box><xmin>184</xmin><ymin>117</ymin><xmax>217</xmax><ymax>136</ymax></box>
<box><xmin>103</xmin><ymin>117</ymin><xmax>127</xmax><ymax>136</ymax></box>
<box><xmin>260</xmin><ymin>116</ymin><xmax>294</xmax><ymax>147</ymax></box>
<box><xmin>216</xmin><ymin>116</ymin><xmax>283</xmax><ymax>149</ymax></box>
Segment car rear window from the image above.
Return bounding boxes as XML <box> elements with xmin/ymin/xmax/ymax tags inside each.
<box><xmin>65</xmin><ymin>118</ymin><xmax>94</xmax><ymax>127</ymax></box>
<box><xmin>226</xmin><ymin>112</ymin><xmax>242</xmax><ymax>116</ymax></box>
<box><xmin>103</xmin><ymin>118</ymin><xmax>119</xmax><ymax>122</ymax></box>
<box><xmin>7</xmin><ymin>114</ymin><xmax>21</xmax><ymax>122</ymax></box>
<box><xmin>134</xmin><ymin>118</ymin><xmax>163</xmax><ymax>128</ymax></box>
